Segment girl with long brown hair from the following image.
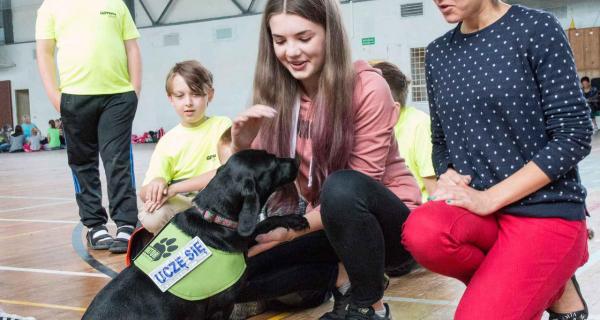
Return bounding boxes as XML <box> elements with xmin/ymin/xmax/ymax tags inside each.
<box><xmin>231</xmin><ymin>0</ymin><xmax>421</xmax><ymax>319</ymax></box>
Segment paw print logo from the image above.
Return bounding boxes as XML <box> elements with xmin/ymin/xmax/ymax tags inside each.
<box><xmin>144</xmin><ymin>237</ymin><xmax>178</xmax><ymax>261</ymax></box>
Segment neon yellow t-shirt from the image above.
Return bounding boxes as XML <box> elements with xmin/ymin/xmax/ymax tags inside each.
<box><xmin>143</xmin><ymin>116</ymin><xmax>232</xmax><ymax>185</ymax></box>
<box><xmin>394</xmin><ymin>106</ymin><xmax>435</xmax><ymax>203</ymax></box>
<box><xmin>35</xmin><ymin>0</ymin><xmax>140</xmax><ymax>95</ymax></box>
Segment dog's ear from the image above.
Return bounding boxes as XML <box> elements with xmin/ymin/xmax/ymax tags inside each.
<box><xmin>237</xmin><ymin>178</ymin><xmax>261</xmax><ymax>237</ymax></box>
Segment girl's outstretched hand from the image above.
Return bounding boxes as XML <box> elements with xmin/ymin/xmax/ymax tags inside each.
<box><xmin>231</xmin><ymin>104</ymin><xmax>277</xmax><ymax>152</ymax></box>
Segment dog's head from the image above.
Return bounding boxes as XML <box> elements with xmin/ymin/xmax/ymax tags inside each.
<box><xmin>194</xmin><ymin>149</ymin><xmax>298</xmax><ymax>237</ymax></box>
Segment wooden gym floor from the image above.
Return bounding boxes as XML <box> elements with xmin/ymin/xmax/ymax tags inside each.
<box><xmin>1</xmin><ymin>136</ymin><xmax>599</xmax><ymax>320</ymax></box>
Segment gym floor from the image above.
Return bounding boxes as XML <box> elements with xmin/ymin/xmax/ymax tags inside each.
<box><xmin>1</xmin><ymin>135</ymin><xmax>599</xmax><ymax>320</ymax></box>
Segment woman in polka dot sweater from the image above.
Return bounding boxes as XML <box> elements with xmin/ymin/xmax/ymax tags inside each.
<box><xmin>402</xmin><ymin>1</ymin><xmax>593</xmax><ymax>319</ymax></box>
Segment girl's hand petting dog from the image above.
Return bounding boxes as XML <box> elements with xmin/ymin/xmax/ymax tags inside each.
<box><xmin>231</xmin><ymin>104</ymin><xmax>277</xmax><ymax>152</ymax></box>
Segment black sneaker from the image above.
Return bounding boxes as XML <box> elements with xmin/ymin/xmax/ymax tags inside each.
<box><xmin>109</xmin><ymin>225</ymin><xmax>135</xmax><ymax>254</ymax></box>
<box><xmin>345</xmin><ymin>303</ymin><xmax>392</xmax><ymax>320</ymax></box>
<box><xmin>319</xmin><ymin>288</ymin><xmax>351</xmax><ymax>320</ymax></box>
<box><xmin>86</xmin><ymin>225</ymin><xmax>113</xmax><ymax>250</ymax></box>
<box><xmin>320</xmin><ymin>275</ymin><xmax>390</xmax><ymax>320</ymax></box>
<box><xmin>229</xmin><ymin>301</ymin><xmax>267</xmax><ymax>320</ymax></box>
<box><xmin>385</xmin><ymin>257</ymin><xmax>417</xmax><ymax>277</ymax></box>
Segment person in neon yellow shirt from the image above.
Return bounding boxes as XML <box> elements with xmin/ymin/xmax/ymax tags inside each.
<box><xmin>372</xmin><ymin>61</ymin><xmax>437</xmax><ymax>204</ymax></box>
<box><xmin>138</xmin><ymin>60</ymin><xmax>232</xmax><ymax>234</ymax></box>
<box><xmin>35</xmin><ymin>0</ymin><xmax>142</xmax><ymax>253</ymax></box>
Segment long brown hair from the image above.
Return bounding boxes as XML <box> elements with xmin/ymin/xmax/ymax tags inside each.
<box><xmin>254</xmin><ymin>0</ymin><xmax>355</xmax><ymax>204</ymax></box>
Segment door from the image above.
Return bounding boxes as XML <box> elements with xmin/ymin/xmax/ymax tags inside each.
<box><xmin>15</xmin><ymin>89</ymin><xmax>30</xmax><ymax>124</ymax></box>
<box><xmin>0</xmin><ymin>80</ymin><xmax>12</xmax><ymax>127</ymax></box>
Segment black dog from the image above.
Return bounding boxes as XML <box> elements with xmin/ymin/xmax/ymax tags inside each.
<box><xmin>83</xmin><ymin>150</ymin><xmax>309</xmax><ymax>320</ymax></box>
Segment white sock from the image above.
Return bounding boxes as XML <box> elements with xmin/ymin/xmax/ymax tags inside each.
<box><xmin>337</xmin><ymin>281</ymin><xmax>351</xmax><ymax>295</ymax></box>
<box><xmin>374</xmin><ymin>305</ymin><xmax>387</xmax><ymax>318</ymax></box>
<box><xmin>116</xmin><ymin>231</ymin><xmax>131</xmax><ymax>240</ymax></box>
<box><xmin>92</xmin><ymin>229</ymin><xmax>109</xmax><ymax>239</ymax></box>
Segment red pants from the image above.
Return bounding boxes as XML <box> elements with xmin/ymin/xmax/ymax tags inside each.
<box><xmin>402</xmin><ymin>201</ymin><xmax>588</xmax><ymax>320</ymax></box>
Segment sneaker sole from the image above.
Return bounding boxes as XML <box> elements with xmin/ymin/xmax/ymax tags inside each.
<box><xmin>87</xmin><ymin>238</ymin><xmax>113</xmax><ymax>250</ymax></box>
<box><xmin>109</xmin><ymin>242</ymin><xmax>128</xmax><ymax>254</ymax></box>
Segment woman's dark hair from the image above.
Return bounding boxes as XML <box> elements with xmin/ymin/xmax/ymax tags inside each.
<box><xmin>49</xmin><ymin>119</ymin><xmax>56</xmax><ymax>128</ymax></box>
<box><xmin>12</xmin><ymin>125</ymin><xmax>23</xmax><ymax>137</ymax></box>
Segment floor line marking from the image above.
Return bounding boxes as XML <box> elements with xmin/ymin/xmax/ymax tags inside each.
<box><xmin>0</xmin><ymin>265</ymin><xmax>110</xmax><ymax>278</ymax></box>
<box><xmin>0</xmin><ymin>218</ymin><xmax>79</xmax><ymax>224</ymax></box>
<box><xmin>72</xmin><ymin>223</ymin><xmax>119</xmax><ymax>278</ymax></box>
<box><xmin>0</xmin><ymin>218</ymin><xmax>116</xmax><ymax>226</ymax></box>
<box><xmin>0</xmin><ymin>298</ymin><xmax>85</xmax><ymax>312</ymax></box>
<box><xmin>0</xmin><ymin>195</ymin><xmax>74</xmax><ymax>201</ymax></box>
<box><xmin>0</xmin><ymin>224</ymin><xmax>71</xmax><ymax>241</ymax></box>
<box><xmin>267</xmin><ymin>313</ymin><xmax>291</xmax><ymax>320</ymax></box>
<box><xmin>383</xmin><ymin>296</ymin><xmax>458</xmax><ymax>306</ymax></box>
<box><xmin>0</xmin><ymin>201</ymin><xmax>74</xmax><ymax>213</ymax></box>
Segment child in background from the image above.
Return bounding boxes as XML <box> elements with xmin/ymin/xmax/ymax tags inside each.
<box><xmin>55</xmin><ymin>118</ymin><xmax>66</xmax><ymax>147</ymax></box>
<box><xmin>372</xmin><ymin>61</ymin><xmax>436</xmax><ymax>203</ymax></box>
<box><xmin>20</xmin><ymin>115</ymin><xmax>38</xmax><ymax>139</ymax></box>
<box><xmin>27</xmin><ymin>128</ymin><xmax>42</xmax><ymax>151</ymax></box>
<box><xmin>45</xmin><ymin>120</ymin><xmax>61</xmax><ymax>150</ymax></box>
<box><xmin>0</xmin><ymin>125</ymin><xmax>10</xmax><ymax>152</ymax></box>
<box><xmin>138</xmin><ymin>60</ymin><xmax>231</xmax><ymax>234</ymax></box>
<box><xmin>8</xmin><ymin>125</ymin><xmax>25</xmax><ymax>153</ymax></box>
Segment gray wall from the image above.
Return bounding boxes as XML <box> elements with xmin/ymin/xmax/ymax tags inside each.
<box><xmin>0</xmin><ymin>0</ymin><xmax>598</xmax><ymax>134</ymax></box>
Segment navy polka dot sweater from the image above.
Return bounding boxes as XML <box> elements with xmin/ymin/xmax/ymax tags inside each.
<box><xmin>426</xmin><ymin>5</ymin><xmax>593</xmax><ymax>220</ymax></box>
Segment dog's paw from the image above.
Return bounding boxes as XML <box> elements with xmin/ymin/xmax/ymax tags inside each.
<box><xmin>254</xmin><ymin>215</ymin><xmax>310</xmax><ymax>235</ymax></box>
<box><xmin>146</xmin><ymin>237</ymin><xmax>179</xmax><ymax>261</ymax></box>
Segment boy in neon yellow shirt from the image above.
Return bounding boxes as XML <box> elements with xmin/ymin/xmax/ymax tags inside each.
<box><xmin>138</xmin><ymin>60</ymin><xmax>231</xmax><ymax>234</ymax></box>
<box><xmin>36</xmin><ymin>0</ymin><xmax>142</xmax><ymax>253</ymax></box>
<box><xmin>372</xmin><ymin>62</ymin><xmax>436</xmax><ymax>203</ymax></box>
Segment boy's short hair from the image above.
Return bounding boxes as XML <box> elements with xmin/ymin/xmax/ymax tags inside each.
<box><xmin>371</xmin><ymin>61</ymin><xmax>410</xmax><ymax>107</ymax></box>
<box><xmin>581</xmin><ymin>76</ymin><xmax>590</xmax><ymax>83</ymax></box>
<box><xmin>165</xmin><ymin>60</ymin><xmax>213</xmax><ymax>96</ymax></box>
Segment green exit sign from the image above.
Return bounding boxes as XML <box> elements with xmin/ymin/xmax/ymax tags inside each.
<box><xmin>361</xmin><ymin>37</ymin><xmax>375</xmax><ymax>46</ymax></box>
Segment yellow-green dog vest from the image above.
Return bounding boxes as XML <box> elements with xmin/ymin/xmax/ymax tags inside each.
<box><xmin>134</xmin><ymin>223</ymin><xmax>246</xmax><ymax>301</ymax></box>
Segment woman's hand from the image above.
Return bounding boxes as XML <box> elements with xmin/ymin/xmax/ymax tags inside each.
<box><xmin>436</xmin><ymin>168</ymin><xmax>471</xmax><ymax>188</ymax></box>
<box><xmin>231</xmin><ymin>104</ymin><xmax>277</xmax><ymax>152</ymax></box>
<box><xmin>247</xmin><ymin>227</ymin><xmax>295</xmax><ymax>257</ymax></box>
<box><xmin>431</xmin><ymin>184</ymin><xmax>498</xmax><ymax>216</ymax></box>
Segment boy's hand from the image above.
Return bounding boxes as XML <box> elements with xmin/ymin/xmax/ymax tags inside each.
<box><xmin>144</xmin><ymin>185</ymin><xmax>178</xmax><ymax>213</ymax></box>
<box><xmin>141</xmin><ymin>178</ymin><xmax>167</xmax><ymax>208</ymax></box>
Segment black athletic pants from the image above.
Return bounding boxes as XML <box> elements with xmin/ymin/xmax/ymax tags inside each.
<box><xmin>238</xmin><ymin>170</ymin><xmax>412</xmax><ymax>308</ymax></box>
<box><xmin>61</xmin><ymin>91</ymin><xmax>138</xmax><ymax>228</ymax></box>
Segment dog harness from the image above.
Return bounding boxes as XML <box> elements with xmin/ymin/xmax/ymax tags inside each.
<box><xmin>133</xmin><ymin>223</ymin><xmax>246</xmax><ymax>301</ymax></box>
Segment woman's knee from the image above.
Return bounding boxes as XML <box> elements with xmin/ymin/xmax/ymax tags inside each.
<box><xmin>402</xmin><ymin>201</ymin><xmax>455</xmax><ymax>261</ymax></box>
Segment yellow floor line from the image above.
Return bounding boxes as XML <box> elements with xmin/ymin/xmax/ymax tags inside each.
<box><xmin>0</xmin><ymin>299</ymin><xmax>85</xmax><ymax>312</ymax></box>
<box><xmin>267</xmin><ymin>312</ymin><xmax>291</xmax><ymax>320</ymax></box>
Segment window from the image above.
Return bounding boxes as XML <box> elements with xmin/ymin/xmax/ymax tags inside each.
<box><xmin>410</xmin><ymin>47</ymin><xmax>427</xmax><ymax>102</ymax></box>
<box><xmin>401</xmin><ymin>3</ymin><xmax>424</xmax><ymax>17</ymax></box>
